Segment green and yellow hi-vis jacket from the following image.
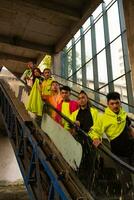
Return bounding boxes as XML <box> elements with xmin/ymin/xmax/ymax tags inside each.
<box><xmin>88</xmin><ymin>107</ymin><xmax>127</xmax><ymax>141</ymax></box>
<box><xmin>70</xmin><ymin>107</ymin><xmax>98</xmax><ymax>125</ymax></box>
<box><xmin>26</xmin><ymin>78</ymin><xmax>43</xmax><ymax>116</ymax></box>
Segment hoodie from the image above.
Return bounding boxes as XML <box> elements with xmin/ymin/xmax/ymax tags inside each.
<box><xmin>89</xmin><ymin>107</ymin><xmax>127</xmax><ymax>141</ymax></box>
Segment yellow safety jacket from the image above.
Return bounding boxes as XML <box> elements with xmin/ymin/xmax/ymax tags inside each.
<box><xmin>70</xmin><ymin>107</ymin><xmax>98</xmax><ymax>125</ymax></box>
<box><xmin>41</xmin><ymin>77</ymin><xmax>54</xmax><ymax>96</ymax></box>
<box><xmin>88</xmin><ymin>107</ymin><xmax>127</xmax><ymax>141</ymax></box>
<box><xmin>26</xmin><ymin>79</ymin><xmax>43</xmax><ymax>116</ymax></box>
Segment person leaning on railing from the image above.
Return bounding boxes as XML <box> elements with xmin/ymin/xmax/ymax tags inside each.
<box><xmin>70</xmin><ymin>90</ymin><xmax>98</xmax><ymax>135</ymax></box>
<box><xmin>69</xmin><ymin>90</ymin><xmax>99</xmax><ymax>187</ymax></box>
<box><xmin>88</xmin><ymin>92</ymin><xmax>134</xmax><ymax>166</ymax></box>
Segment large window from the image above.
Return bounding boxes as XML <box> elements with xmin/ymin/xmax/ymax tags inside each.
<box><xmin>61</xmin><ymin>0</ymin><xmax>133</xmax><ymax>111</ymax></box>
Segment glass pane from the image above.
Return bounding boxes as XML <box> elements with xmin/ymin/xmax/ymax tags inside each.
<box><xmin>75</xmin><ymin>41</ymin><xmax>81</xmax><ymax>70</ymax></box>
<box><xmin>67</xmin><ymin>49</ymin><xmax>72</xmax><ymax>77</ymax></box>
<box><xmin>75</xmin><ymin>40</ymin><xmax>82</xmax><ymax>82</ymax></box>
<box><xmin>85</xmin><ymin>29</ymin><xmax>92</xmax><ymax>62</ymax></box>
<box><xmin>74</xmin><ymin>30</ymin><xmax>80</xmax><ymax>41</ymax></box>
<box><xmin>97</xmin><ymin>49</ymin><xmax>108</xmax><ymax>85</ymax></box>
<box><xmin>66</xmin><ymin>40</ymin><xmax>72</xmax><ymax>50</ymax></box>
<box><xmin>110</xmin><ymin>37</ymin><xmax>125</xmax><ymax>80</ymax></box>
<box><xmin>92</xmin><ymin>4</ymin><xmax>102</xmax><ymax>21</ymax></box>
<box><xmin>104</xmin><ymin>0</ymin><xmax>113</xmax><ymax>6</ymax></box>
<box><xmin>114</xmin><ymin>76</ymin><xmax>127</xmax><ymax>103</ymax></box>
<box><xmin>82</xmin><ymin>18</ymin><xmax>90</xmax><ymax>32</ymax></box>
<box><xmin>107</xmin><ymin>1</ymin><xmax>121</xmax><ymax>41</ymax></box>
<box><xmin>86</xmin><ymin>60</ymin><xmax>94</xmax><ymax>90</ymax></box>
<box><xmin>114</xmin><ymin>76</ymin><xmax>129</xmax><ymax>112</ymax></box>
<box><xmin>95</xmin><ymin>18</ymin><xmax>105</xmax><ymax>53</ymax></box>
<box><xmin>77</xmin><ymin>68</ymin><xmax>82</xmax><ymax>85</ymax></box>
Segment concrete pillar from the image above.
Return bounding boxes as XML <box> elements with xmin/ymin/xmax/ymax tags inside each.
<box><xmin>123</xmin><ymin>0</ymin><xmax>134</xmax><ymax>89</ymax></box>
<box><xmin>53</xmin><ymin>52</ymin><xmax>62</xmax><ymax>75</ymax></box>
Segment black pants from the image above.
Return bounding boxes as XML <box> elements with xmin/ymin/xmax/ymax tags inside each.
<box><xmin>110</xmin><ymin>132</ymin><xmax>134</xmax><ymax>166</ymax></box>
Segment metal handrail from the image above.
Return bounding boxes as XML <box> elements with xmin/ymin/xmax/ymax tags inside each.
<box><xmin>44</xmin><ymin>101</ymin><xmax>134</xmax><ymax>174</ymax></box>
<box><xmin>96</xmin><ymin>70</ymin><xmax>131</xmax><ymax>91</ymax></box>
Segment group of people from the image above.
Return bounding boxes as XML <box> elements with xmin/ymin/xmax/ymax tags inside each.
<box><xmin>22</xmin><ymin>61</ymin><xmax>134</xmax><ymax>166</ymax></box>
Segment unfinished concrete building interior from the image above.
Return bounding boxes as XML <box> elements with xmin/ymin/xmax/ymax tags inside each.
<box><xmin>0</xmin><ymin>0</ymin><xmax>134</xmax><ymax>200</ymax></box>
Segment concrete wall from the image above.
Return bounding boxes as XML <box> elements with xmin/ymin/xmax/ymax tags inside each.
<box><xmin>53</xmin><ymin>53</ymin><xmax>62</xmax><ymax>75</ymax></box>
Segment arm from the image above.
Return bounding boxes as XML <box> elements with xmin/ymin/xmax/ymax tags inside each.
<box><xmin>88</xmin><ymin>114</ymin><xmax>104</xmax><ymax>147</ymax></box>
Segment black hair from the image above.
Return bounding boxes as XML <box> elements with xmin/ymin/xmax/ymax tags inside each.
<box><xmin>43</xmin><ymin>68</ymin><xmax>51</xmax><ymax>72</ymax></box>
<box><xmin>32</xmin><ymin>67</ymin><xmax>41</xmax><ymax>74</ymax></box>
<box><xmin>79</xmin><ymin>90</ymin><xmax>88</xmax><ymax>98</ymax></box>
<box><xmin>32</xmin><ymin>68</ymin><xmax>42</xmax><ymax>84</ymax></box>
<box><xmin>106</xmin><ymin>92</ymin><xmax>120</xmax><ymax>102</ymax></box>
<box><xmin>79</xmin><ymin>90</ymin><xmax>92</xmax><ymax>107</ymax></box>
<box><xmin>60</xmin><ymin>85</ymin><xmax>71</xmax><ymax>92</ymax></box>
<box><xmin>51</xmin><ymin>80</ymin><xmax>59</xmax><ymax>86</ymax></box>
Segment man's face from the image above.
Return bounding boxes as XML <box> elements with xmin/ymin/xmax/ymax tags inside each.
<box><xmin>107</xmin><ymin>99</ymin><xmax>121</xmax><ymax>113</ymax></box>
<box><xmin>51</xmin><ymin>82</ymin><xmax>59</xmax><ymax>92</ymax></box>
<box><xmin>27</xmin><ymin>62</ymin><xmax>34</xmax><ymax>69</ymax></box>
<box><xmin>60</xmin><ymin>90</ymin><xmax>70</xmax><ymax>101</ymax></box>
<box><xmin>78</xmin><ymin>93</ymin><xmax>88</xmax><ymax>107</ymax></box>
<box><xmin>43</xmin><ymin>69</ymin><xmax>51</xmax><ymax>79</ymax></box>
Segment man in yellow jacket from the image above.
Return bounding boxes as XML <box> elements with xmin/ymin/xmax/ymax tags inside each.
<box><xmin>89</xmin><ymin>92</ymin><xmax>134</xmax><ymax>165</ymax></box>
<box><xmin>41</xmin><ymin>68</ymin><xmax>54</xmax><ymax>98</ymax></box>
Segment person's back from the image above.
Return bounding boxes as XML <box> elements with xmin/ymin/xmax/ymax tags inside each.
<box><xmin>88</xmin><ymin>92</ymin><xmax>134</xmax><ymax>165</ymax></box>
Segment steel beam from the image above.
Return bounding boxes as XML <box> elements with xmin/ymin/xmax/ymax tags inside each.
<box><xmin>102</xmin><ymin>2</ymin><xmax>114</xmax><ymax>92</ymax></box>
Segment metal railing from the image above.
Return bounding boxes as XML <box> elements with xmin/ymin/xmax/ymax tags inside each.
<box><xmin>0</xmin><ymin>79</ymin><xmax>93</xmax><ymax>200</ymax></box>
<box><xmin>43</xmin><ymin>101</ymin><xmax>134</xmax><ymax>200</ymax></box>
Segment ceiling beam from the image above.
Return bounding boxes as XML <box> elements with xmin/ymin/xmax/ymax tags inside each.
<box><xmin>20</xmin><ymin>0</ymin><xmax>81</xmax><ymax>21</ymax></box>
<box><xmin>0</xmin><ymin>51</ymin><xmax>37</xmax><ymax>63</ymax></box>
<box><xmin>0</xmin><ymin>34</ymin><xmax>54</xmax><ymax>53</ymax></box>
